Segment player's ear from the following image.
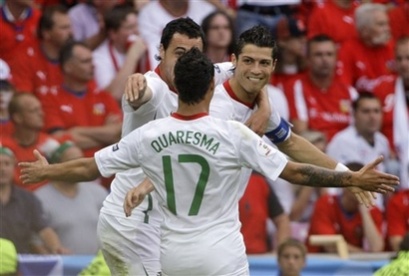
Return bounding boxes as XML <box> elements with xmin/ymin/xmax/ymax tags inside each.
<box><xmin>231</xmin><ymin>54</ymin><xmax>237</xmax><ymax>69</ymax></box>
<box><xmin>158</xmin><ymin>44</ymin><xmax>165</xmax><ymax>60</ymax></box>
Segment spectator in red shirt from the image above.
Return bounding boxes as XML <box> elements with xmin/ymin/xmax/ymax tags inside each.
<box><xmin>10</xmin><ymin>5</ymin><xmax>72</xmax><ymax>97</ymax></box>
<box><xmin>337</xmin><ymin>3</ymin><xmax>395</xmax><ymax>92</ymax></box>
<box><xmin>372</xmin><ymin>36</ymin><xmax>409</xmax><ymax>189</ymax></box>
<box><xmin>0</xmin><ymin>0</ymin><xmax>41</xmax><ymax>68</ymax></box>
<box><xmin>285</xmin><ymin>34</ymin><xmax>356</xmax><ymax>142</ymax></box>
<box><xmin>0</xmin><ymin>59</ymin><xmax>15</xmax><ymax>138</ymax></box>
<box><xmin>386</xmin><ymin>190</ymin><xmax>409</xmax><ymax>251</ymax></box>
<box><xmin>388</xmin><ymin>1</ymin><xmax>409</xmax><ymax>41</ymax></box>
<box><xmin>42</xmin><ymin>41</ymin><xmax>122</xmax><ymax>158</ymax></box>
<box><xmin>1</xmin><ymin>93</ymin><xmax>61</xmax><ymax>191</ymax></box>
<box><xmin>307</xmin><ymin>0</ymin><xmax>358</xmax><ymax>46</ymax></box>
<box><xmin>307</xmin><ymin>162</ymin><xmax>385</xmax><ymax>253</ymax></box>
<box><xmin>239</xmin><ymin>172</ymin><xmax>291</xmax><ymax>254</ymax></box>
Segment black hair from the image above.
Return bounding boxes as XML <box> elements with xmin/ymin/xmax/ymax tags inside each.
<box><xmin>307</xmin><ymin>34</ymin><xmax>335</xmax><ymax>56</ymax></box>
<box><xmin>201</xmin><ymin>11</ymin><xmax>235</xmax><ymax>55</ymax></box>
<box><xmin>233</xmin><ymin>25</ymin><xmax>277</xmax><ymax>59</ymax></box>
<box><xmin>174</xmin><ymin>48</ymin><xmax>214</xmax><ymax>105</ymax></box>
<box><xmin>352</xmin><ymin>92</ymin><xmax>381</xmax><ymax>111</ymax></box>
<box><xmin>104</xmin><ymin>4</ymin><xmax>136</xmax><ymax>32</ymax></box>
<box><xmin>37</xmin><ymin>5</ymin><xmax>68</xmax><ymax>39</ymax></box>
<box><xmin>156</xmin><ymin>17</ymin><xmax>206</xmax><ymax>61</ymax></box>
<box><xmin>59</xmin><ymin>41</ymin><xmax>89</xmax><ymax>68</ymax></box>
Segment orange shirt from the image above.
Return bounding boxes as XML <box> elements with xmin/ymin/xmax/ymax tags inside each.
<box><xmin>337</xmin><ymin>38</ymin><xmax>395</xmax><ymax>91</ymax></box>
<box><xmin>307</xmin><ymin>0</ymin><xmax>358</xmax><ymax>46</ymax></box>
<box><xmin>388</xmin><ymin>3</ymin><xmax>409</xmax><ymax>41</ymax></box>
<box><xmin>1</xmin><ymin>133</ymin><xmax>61</xmax><ymax>191</ymax></box>
<box><xmin>307</xmin><ymin>194</ymin><xmax>383</xmax><ymax>252</ymax></box>
<box><xmin>0</xmin><ymin>6</ymin><xmax>41</xmax><ymax>70</ymax></box>
<box><xmin>42</xmin><ymin>81</ymin><xmax>122</xmax><ymax>157</ymax></box>
<box><xmin>10</xmin><ymin>40</ymin><xmax>63</xmax><ymax>96</ymax></box>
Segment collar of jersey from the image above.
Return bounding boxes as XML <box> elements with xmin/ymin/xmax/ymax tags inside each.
<box><xmin>171</xmin><ymin>112</ymin><xmax>208</xmax><ymax>120</ymax></box>
<box><xmin>223</xmin><ymin>80</ymin><xmax>255</xmax><ymax>109</ymax></box>
<box><xmin>154</xmin><ymin>66</ymin><xmax>177</xmax><ymax>94</ymax></box>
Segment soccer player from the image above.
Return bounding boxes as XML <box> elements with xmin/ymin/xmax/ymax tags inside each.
<box><xmin>20</xmin><ymin>48</ymin><xmax>399</xmax><ymax>275</ymax></box>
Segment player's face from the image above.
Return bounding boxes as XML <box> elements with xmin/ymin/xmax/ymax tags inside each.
<box><xmin>68</xmin><ymin>45</ymin><xmax>94</xmax><ymax>81</ymax></box>
<box><xmin>160</xmin><ymin>33</ymin><xmax>204</xmax><ymax>88</ymax></box>
<box><xmin>308</xmin><ymin>41</ymin><xmax>337</xmax><ymax>78</ymax></box>
<box><xmin>232</xmin><ymin>44</ymin><xmax>274</xmax><ymax>97</ymax></box>
<box><xmin>206</xmin><ymin>14</ymin><xmax>233</xmax><ymax>49</ymax></box>
<box><xmin>0</xmin><ymin>154</ymin><xmax>15</xmax><ymax>187</ymax></box>
<box><xmin>17</xmin><ymin>95</ymin><xmax>44</xmax><ymax>130</ymax></box>
<box><xmin>395</xmin><ymin>40</ymin><xmax>409</xmax><ymax>82</ymax></box>
<box><xmin>48</xmin><ymin>12</ymin><xmax>73</xmax><ymax>47</ymax></box>
<box><xmin>354</xmin><ymin>98</ymin><xmax>382</xmax><ymax>135</ymax></box>
<box><xmin>278</xmin><ymin>246</ymin><xmax>305</xmax><ymax>276</ymax></box>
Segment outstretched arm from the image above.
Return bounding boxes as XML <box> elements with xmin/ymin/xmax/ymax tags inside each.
<box><xmin>280</xmin><ymin>156</ymin><xmax>399</xmax><ymax>193</ymax></box>
<box><xmin>19</xmin><ymin>150</ymin><xmax>101</xmax><ymax>184</ymax></box>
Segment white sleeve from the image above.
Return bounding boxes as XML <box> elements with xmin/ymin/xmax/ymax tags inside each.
<box><xmin>94</xmin><ymin>130</ymin><xmax>143</xmax><ymax>177</ymax></box>
<box><xmin>213</xmin><ymin>62</ymin><xmax>234</xmax><ymax>86</ymax></box>
<box><xmin>231</xmin><ymin>121</ymin><xmax>288</xmax><ymax>181</ymax></box>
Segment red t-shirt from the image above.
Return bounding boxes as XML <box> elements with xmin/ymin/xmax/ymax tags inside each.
<box><xmin>239</xmin><ymin>173</ymin><xmax>284</xmax><ymax>254</ymax></box>
<box><xmin>285</xmin><ymin>73</ymin><xmax>353</xmax><ymax>141</ymax></box>
<box><xmin>307</xmin><ymin>194</ymin><xmax>383</xmax><ymax>252</ymax></box>
<box><xmin>307</xmin><ymin>0</ymin><xmax>358</xmax><ymax>45</ymax></box>
<box><xmin>10</xmin><ymin>40</ymin><xmax>63</xmax><ymax>96</ymax></box>
<box><xmin>337</xmin><ymin>38</ymin><xmax>395</xmax><ymax>91</ymax></box>
<box><xmin>1</xmin><ymin>133</ymin><xmax>61</xmax><ymax>191</ymax></box>
<box><xmin>0</xmin><ymin>6</ymin><xmax>41</xmax><ymax>69</ymax></box>
<box><xmin>42</xmin><ymin>81</ymin><xmax>122</xmax><ymax>157</ymax></box>
<box><xmin>0</xmin><ymin>120</ymin><xmax>14</xmax><ymax>138</ymax></box>
<box><xmin>388</xmin><ymin>3</ymin><xmax>409</xmax><ymax>41</ymax></box>
<box><xmin>386</xmin><ymin>190</ymin><xmax>409</xmax><ymax>238</ymax></box>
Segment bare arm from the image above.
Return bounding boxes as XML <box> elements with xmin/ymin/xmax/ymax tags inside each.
<box><xmin>290</xmin><ymin>119</ymin><xmax>308</xmax><ymax>135</ymax></box>
<box><xmin>280</xmin><ymin>157</ymin><xmax>398</xmax><ymax>193</ymax></box>
<box><xmin>290</xmin><ymin>186</ymin><xmax>315</xmax><ymax>221</ymax></box>
<box><xmin>359</xmin><ymin>205</ymin><xmax>384</xmax><ymax>252</ymax></box>
<box><xmin>277</xmin><ymin>132</ymin><xmax>337</xmax><ymax>168</ymax></box>
<box><xmin>70</xmin><ymin>124</ymin><xmax>122</xmax><ymax>145</ymax></box>
<box><xmin>106</xmin><ymin>39</ymin><xmax>147</xmax><ymax>101</ymax></box>
<box><xmin>272</xmin><ymin>214</ymin><xmax>291</xmax><ymax>249</ymax></box>
<box><xmin>124</xmin><ymin>177</ymin><xmax>155</xmax><ymax>216</ymax></box>
<box><xmin>19</xmin><ymin>150</ymin><xmax>101</xmax><ymax>184</ymax></box>
<box><xmin>389</xmin><ymin>236</ymin><xmax>403</xmax><ymax>251</ymax></box>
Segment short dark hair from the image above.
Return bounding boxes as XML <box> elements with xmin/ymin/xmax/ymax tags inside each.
<box><xmin>174</xmin><ymin>48</ymin><xmax>214</xmax><ymax>105</ymax></box>
<box><xmin>156</xmin><ymin>17</ymin><xmax>206</xmax><ymax>61</ymax></box>
<box><xmin>59</xmin><ymin>41</ymin><xmax>89</xmax><ymax>68</ymax></box>
<box><xmin>233</xmin><ymin>25</ymin><xmax>277</xmax><ymax>59</ymax></box>
<box><xmin>201</xmin><ymin>11</ymin><xmax>235</xmax><ymax>55</ymax></box>
<box><xmin>8</xmin><ymin>93</ymin><xmax>37</xmax><ymax>119</ymax></box>
<box><xmin>277</xmin><ymin>238</ymin><xmax>307</xmax><ymax>259</ymax></box>
<box><xmin>307</xmin><ymin>34</ymin><xmax>335</xmax><ymax>56</ymax></box>
<box><xmin>37</xmin><ymin>5</ymin><xmax>68</xmax><ymax>39</ymax></box>
<box><xmin>352</xmin><ymin>92</ymin><xmax>380</xmax><ymax>111</ymax></box>
<box><xmin>104</xmin><ymin>4</ymin><xmax>136</xmax><ymax>32</ymax></box>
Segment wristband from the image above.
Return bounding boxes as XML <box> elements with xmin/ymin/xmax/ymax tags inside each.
<box><xmin>335</xmin><ymin>163</ymin><xmax>349</xmax><ymax>172</ymax></box>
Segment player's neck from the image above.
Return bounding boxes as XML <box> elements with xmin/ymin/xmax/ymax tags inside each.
<box><xmin>176</xmin><ymin>103</ymin><xmax>209</xmax><ymax>116</ymax></box>
<box><xmin>228</xmin><ymin>78</ymin><xmax>258</xmax><ymax>104</ymax></box>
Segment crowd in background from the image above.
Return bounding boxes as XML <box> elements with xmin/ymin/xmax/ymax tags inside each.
<box><xmin>0</xmin><ymin>0</ymin><xmax>408</xmax><ymax>264</ymax></box>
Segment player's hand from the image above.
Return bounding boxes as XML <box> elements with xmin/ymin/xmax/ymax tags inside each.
<box><xmin>124</xmin><ymin>73</ymin><xmax>147</xmax><ymax>107</ymax></box>
<box><xmin>352</xmin><ymin>156</ymin><xmax>399</xmax><ymax>193</ymax></box>
<box><xmin>19</xmin><ymin>150</ymin><xmax>48</xmax><ymax>184</ymax></box>
<box><xmin>245</xmin><ymin>86</ymin><xmax>271</xmax><ymax>136</ymax></box>
<box><xmin>123</xmin><ymin>178</ymin><xmax>154</xmax><ymax>217</ymax></box>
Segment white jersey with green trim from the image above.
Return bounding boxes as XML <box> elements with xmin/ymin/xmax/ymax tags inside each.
<box><xmin>100</xmin><ymin>63</ymin><xmax>234</xmax><ymax>226</ymax></box>
<box><xmin>95</xmin><ymin>114</ymin><xmax>288</xmax><ymax>275</ymax></box>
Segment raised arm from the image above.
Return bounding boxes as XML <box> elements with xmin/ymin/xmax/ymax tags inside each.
<box><xmin>124</xmin><ymin>73</ymin><xmax>153</xmax><ymax>110</ymax></box>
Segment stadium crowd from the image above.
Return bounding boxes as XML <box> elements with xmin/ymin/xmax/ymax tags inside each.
<box><xmin>0</xmin><ymin>0</ymin><xmax>408</xmax><ymax>275</ymax></box>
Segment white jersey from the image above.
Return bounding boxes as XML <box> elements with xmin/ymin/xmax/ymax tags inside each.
<box><xmin>101</xmin><ymin>63</ymin><xmax>234</xmax><ymax>226</ymax></box>
<box><xmin>95</xmin><ymin>114</ymin><xmax>288</xmax><ymax>275</ymax></box>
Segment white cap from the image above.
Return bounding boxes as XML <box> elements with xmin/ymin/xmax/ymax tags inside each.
<box><xmin>0</xmin><ymin>59</ymin><xmax>11</xmax><ymax>81</ymax></box>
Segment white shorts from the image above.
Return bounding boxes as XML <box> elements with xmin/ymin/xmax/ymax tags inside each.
<box><xmin>97</xmin><ymin>212</ymin><xmax>161</xmax><ymax>276</ymax></box>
